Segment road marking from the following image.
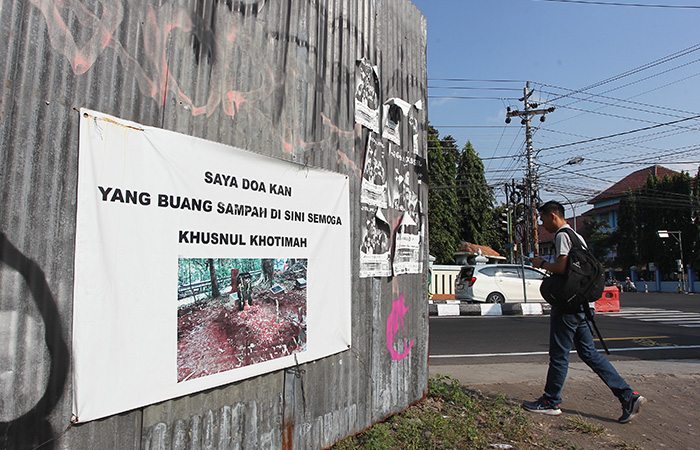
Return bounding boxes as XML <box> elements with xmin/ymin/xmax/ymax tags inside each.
<box><xmin>638</xmin><ymin>317</ymin><xmax>700</xmax><ymax>322</ymax></box>
<box><xmin>600</xmin><ymin>307</ymin><xmax>700</xmax><ymax>328</ymax></box>
<box><xmin>430</xmin><ymin>345</ymin><xmax>700</xmax><ymax>359</ymax></box>
<box><xmin>592</xmin><ymin>336</ymin><xmax>669</xmax><ymax>341</ymax></box>
<box><xmin>634</xmin><ymin>312</ymin><xmax>700</xmax><ymax>315</ymax></box>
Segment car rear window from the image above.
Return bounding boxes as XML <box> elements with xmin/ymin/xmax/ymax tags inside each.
<box><xmin>477</xmin><ymin>266</ymin><xmax>497</xmax><ymax>276</ymax></box>
<box><xmin>458</xmin><ymin>267</ymin><xmax>474</xmax><ymax>279</ymax></box>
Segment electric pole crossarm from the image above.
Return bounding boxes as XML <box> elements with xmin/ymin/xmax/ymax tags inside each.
<box><xmin>506</xmin><ymin>107</ymin><xmax>555</xmax><ymax>119</ymax></box>
<box><xmin>504</xmin><ymin>81</ymin><xmax>555</xmax><ymax>257</ymax></box>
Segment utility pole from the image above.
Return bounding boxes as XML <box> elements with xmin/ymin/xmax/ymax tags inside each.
<box><xmin>506</xmin><ymin>81</ymin><xmax>555</xmax><ymax>256</ymax></box>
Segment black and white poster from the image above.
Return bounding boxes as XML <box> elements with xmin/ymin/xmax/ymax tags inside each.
<box><xmin>408</xmin><ymin>100</ymin><xmax>423</xmax><ymax>155</ymax></box>
<box><xmin>360</xmin><ymin>132</ymin><xmax>388</xmax><ymax>208</ymax></box>
<box><xmin>381</xmin><ymin>98</ymin><xmax>411</xmax><ymax>145</ymax></box>
<box><xmin>388</xmin><ymin>143</ymin><xmax>421</xmax><ymax>215</ymax></box>
<box><xmin>354</xmin><ymin>58</ymin><xmax>380</xmax><ymax>132</ymax></box>
<box><xmin>359</xmin><ymin>206</ymin><xmax>392</xmax><ymax>278</ymax></box>
<box><xmin>393</xmin><ymin>212</ymin><xmax>423</xmax><ymax>275</ymax></box>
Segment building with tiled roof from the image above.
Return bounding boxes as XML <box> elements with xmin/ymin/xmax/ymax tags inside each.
<box><xmin>537</xmin><ymin>165</ymin><xmax>678</xmax><ymax>263</ymax></box>
<box><xmin>453</xmin><ymin>242</ymin><xmax>506</xmax><ymax>265</ymax></box>
<box><xmin>588</xmin><ymin>165</ymin><xmax>677</xmax><ymax>230</ymax></box>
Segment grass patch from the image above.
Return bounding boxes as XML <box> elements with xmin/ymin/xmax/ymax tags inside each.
<box><xmin>332</xmin><ymin>375</ymin><xmax>567</xmax><ymax>450</ymax></box>
<box><xmin>332</xmin><ymin>375</ymin><xmax>650</xmax><ymax>450</ymax></box>
<box><xmin>564</xmin><ymin>415</ymin><xmax>606</xmax><ymax>435</ymax></box>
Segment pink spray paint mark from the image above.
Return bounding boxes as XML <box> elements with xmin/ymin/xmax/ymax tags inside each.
<box><xmin>386</xmin><ymin>294</ymin><xmax>414</xmax><ymax>360</ymax></box>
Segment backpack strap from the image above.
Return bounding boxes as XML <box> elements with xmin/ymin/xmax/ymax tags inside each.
<box><xmin>584</xmin><ymin>309</ymin><xmax>611</xmax><ymax>355</ymax></box>
<box><xmin>554</xmin><ymin>227</ymin><xmax>586</xmax><ymax>251</ymax></box>
<box><xmin>556</xmin><ymin>229</ymin><xmax>611</xmax><ymax>354</ymax></box>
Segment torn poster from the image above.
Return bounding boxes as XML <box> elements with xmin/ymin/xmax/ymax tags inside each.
<box><xmin>354</xmin><ymin>58</ymin><xmax>380</xmax><ymax>132</ymax></box>
<box><xmin>408</xmin><ymin>100</ymin><xmax>423</xmax><ymax>155</ymax></box>
<box><xmin>387</xmin><ymin>142</ymin><xmax>421</xmax><ymax>215</ymax></box>
<box><xmin>381</xmin><ymin>98</ymin><xmax>411</xmax><ymax>145</ymax></box>
<box><xmin>393</xmin><ymin>212</ymin><xmax>423</xmax><ymax>275</ymax></box>
<box><xmin>360</xmin><ymin>132</ymin><xmax>388</xmax><ymax>208</ymax></box>
<box><xmin>359</xmin><ymin>206</ymin><xmax>392</xmax><ymax>278</ymax></box>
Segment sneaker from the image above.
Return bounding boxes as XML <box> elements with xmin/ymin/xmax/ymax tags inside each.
<box><xmin>522</xmin><ymin>397</ymin><xmax>562</xmax><ymax>415</ymax></box>
<box><xmin>618</xmin><ymin>392</ymin><xmax>646</xmax><ymax>423</ymax></box>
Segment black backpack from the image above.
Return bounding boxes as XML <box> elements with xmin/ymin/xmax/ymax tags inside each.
<box><xmin>540</xmin><ymin>227</ymin><xmax>609</xmax><ymax>353</ymax></box>
<box><xmin>540</xmin><ymin>227</ymin><xmax>605</xmax><ymax>313</ymax></box>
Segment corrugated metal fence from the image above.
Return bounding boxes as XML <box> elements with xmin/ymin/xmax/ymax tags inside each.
<box><xmin>0</xmin><ymin>0</ymin><xmax>428</xmax><ymax>448</ymax></box>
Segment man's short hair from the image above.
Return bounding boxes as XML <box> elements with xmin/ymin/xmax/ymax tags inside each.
<box><xmin>538</xmin><ymin>200</ymin><xmax>565</xmax><ymax>218</ymax></box>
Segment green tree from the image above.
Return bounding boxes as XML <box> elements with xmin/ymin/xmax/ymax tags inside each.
<box><xmin>612</xmin><ymin>190</ymin><xmax>640</xmax><ymax>271</ymax></box>
<box><xmin>613</xmin><ymin>170</ymin><xmax>699</xmax><ymax>275</ymax></box>
<box><xmin>585</xmin><ymin>217</ymin><xmax>616</xmax><ymax>266</ymax></box>
<box><xmin>691</xmin><ymin>168</ymin><xmax>700</xmax><ymax>269</ymax></box>
<box><xmin>427</xmin><ymin>126</ymin><xmax>460</xmax><ymax>264</ymax></box>
<box><xmin>454</xmin><ymin>141</ymin><xmax>498</xmax><ymax>251</ymax></box>
<box><xmin>208</xmin><ymin>258</ymin><xmax>221</xmax><ymax>298</ymax></box>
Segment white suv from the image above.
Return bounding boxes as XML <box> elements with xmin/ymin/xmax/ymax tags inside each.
<box><xmin>454</xmin><ymin>264</ymin><xmax>547</xmax><ymax>303</ymax></box>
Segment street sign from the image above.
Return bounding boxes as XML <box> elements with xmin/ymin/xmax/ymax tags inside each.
<box><xmin>514</xmin><ymin>222</ymin><xmax>525</xmax><ymax>243</ymax></box>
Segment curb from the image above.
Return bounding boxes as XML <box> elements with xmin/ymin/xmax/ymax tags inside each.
<box><xmin>428</xmin><ymin>301</ymin><xmax>552</xmax><ymax>317</ymax></box>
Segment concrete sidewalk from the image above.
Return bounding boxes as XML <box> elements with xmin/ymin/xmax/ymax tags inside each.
<box><xmin>430</xmin><ymin>359</ymin><xmax>700</xmax><ymax>449</ymax></box>
<box><xmin>429</xmin><ymin>359</ymin><xmax>700</xmax><ymax>385</ymax></box>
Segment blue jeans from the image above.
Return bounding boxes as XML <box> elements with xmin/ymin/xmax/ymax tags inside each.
<box><xmin>543</xmin><ymin>307</ymin><xmax>633</xmax><ymax>405</ymax></box>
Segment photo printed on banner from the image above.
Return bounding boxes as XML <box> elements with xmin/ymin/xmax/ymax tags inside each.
<box><xmin>393</xmin><ymin>210</ymin><xmax>423</xmax><ymax>275</ymax></box>
<box><xmin>359</xmin><ymin>206</ymin><xmax>392</xmax><ymax>278</ymax></box>
<box><xmin>354</xmin><ymin>58</ymin><xmax>380</xmax><ymax>133</ymax></box>
<box><xmin>177</xmin><ymin>258</ymin><xmax>307</xmax><ymax>382</ymax></box>
<box><xmin>360</xmin><ymin>132</ymin><xmax>388</xmax><ymax>208</ymax></box>
<box><xmin>381</xmin><ymin>98</ymin><xmax>411</xmax><ymax>145</ymax></box>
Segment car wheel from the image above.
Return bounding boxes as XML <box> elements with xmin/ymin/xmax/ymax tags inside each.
<box><xmin>486</xmin><ymin>292</ymin><xmax>505</xmax><ymax>304</ymax></box>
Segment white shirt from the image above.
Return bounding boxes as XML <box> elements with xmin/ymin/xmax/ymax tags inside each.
<box><xmin>554</xmin><ymin>224</ymin><xmax>587</xmax><ymax>258</ymax></box>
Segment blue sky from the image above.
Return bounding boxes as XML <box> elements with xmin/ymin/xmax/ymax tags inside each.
<box><xmin>411</xmin><ymin>0</ymin><xmax>700</xmax><ymax>215</ymax></box>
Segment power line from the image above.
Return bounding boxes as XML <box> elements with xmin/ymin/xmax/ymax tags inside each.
<box><xmin>582</xmin><ymin>156</ymin><xmax>700</xmax><ymax>167</ymax></box>
<box><xmin>546</xmin><ymin>43</ymin><xmax>700</xmax><ymax>103</ymax></box>
<box><xmin>428</xmin><ymin>95</ymin><xmax>519</xmax><ymax>100</ymax></box>
<box><xmin>428</xmin><ymin>86</ymin><xmax>522</xmax><ymax>92</ymax></box>
<box><xmin>538</xmin><ymin>61</ymin><xmax>700</xmax><ymax>133</ymax></box>
<box><xmin>428</xmin><ymin>78</ymin><xmax>525</xmax><ymax>83</ymax></box>
<box><xmin>431</xmin><ymin>125</ymin><xmax>520</xmax><ymax>128</ymax></box>
<box><xmin>539</xmin><ymin>79</ymin><xmax>700</xmax><ymax>118</ymax></box>
<box><xmin>537</xmin><ymin>114</ymin><xmax>700</xmax><ymax>152</ymax></box>
<box><xmin>534</xmin><ymin>126</ymin><xmax>700</xmax><ymax>163</ymax></box>
<box><xmin>538</xmin><ymin>0</ymin><xmax>700</xmax><ymax>8</ymax></box>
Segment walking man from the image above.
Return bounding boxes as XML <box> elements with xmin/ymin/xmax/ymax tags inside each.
<box><xmin>524</xmin><ymin>200</ymin><xmax>646</xmax><ymax>423</ymax></box>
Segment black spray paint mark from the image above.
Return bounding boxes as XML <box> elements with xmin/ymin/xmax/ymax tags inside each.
<box><xmin>0</xmin><ymin>233</ymin><xmax>69</xmax><ymax>450</ymax></box>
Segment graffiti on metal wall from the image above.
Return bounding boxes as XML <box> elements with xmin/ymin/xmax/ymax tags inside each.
<box><xmin>23</xmin><ymin>0</ymin><xmax>423</xmax><ymax>381</ymax></box>
<box><xmin>0</xmin><ymin>233</ymin><xmax>70</xmax><ymax>450</ymax></box>
<box><xmin>353</xmin><ymin>57</ymin><xmax>426</xmax><ymax>360</ymax></box>
<box><xmin>385</xmin><ymin>293</ymin><xmax>414</xmax><ymax>361</ymax></box>
<box><xmin>29</xmin><ymin>0</ymin><xmax>266</xmax><ymax>111</ymax></box>
<box><xmin>28</xmin><ymin>0</ymin><xmax>361</xmax><ymax>163</ymax></box>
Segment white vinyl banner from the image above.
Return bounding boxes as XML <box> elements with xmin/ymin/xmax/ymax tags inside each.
<box><xmin>73</xmin><ymin>110</ymin><xmax>351</xmax><ymax>422</ymax></box>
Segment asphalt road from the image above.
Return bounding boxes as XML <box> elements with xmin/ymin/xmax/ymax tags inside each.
<box><xmin>427</xmin><ymin>292</ymin><xmax>700</xmax><ymax>449</ymax></box>
<box><xmin>429</xmin><ymin>292</ymin><xmax>700</xmax><ymax>366</ymax></box>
